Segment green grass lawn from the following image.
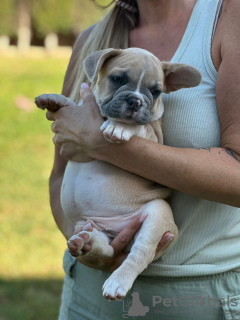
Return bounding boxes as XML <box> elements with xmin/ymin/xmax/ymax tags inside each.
<box><xmin>0</xmin><ymin>52</ymin><xmax>71</xmax><ymax>319</ymax></box>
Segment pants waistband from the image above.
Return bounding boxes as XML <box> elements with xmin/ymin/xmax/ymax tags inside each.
<box><xmin>140</xmin><ymin>270</ymin><xmax>240</xmax><ymax>282</ymax></box>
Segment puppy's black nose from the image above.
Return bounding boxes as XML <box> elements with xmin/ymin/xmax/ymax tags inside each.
<box><xmin>127</xmin><ymin>97</ymin><xmax>142</xmax><ymax>111</ymax></box>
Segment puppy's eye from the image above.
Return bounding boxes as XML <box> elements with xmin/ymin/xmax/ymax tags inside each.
<box><xmin>112</xmin><ymin>75</ymin><xmax>123</xmax><ymax>84</ymax></box>
<box><xmin>151</xmin><ymin>89</ymin><xmax>161</xmax><ymax>98</ymax></box>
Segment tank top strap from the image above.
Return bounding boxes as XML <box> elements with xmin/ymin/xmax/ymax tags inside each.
<box><xmin>212</xmin><ymin>0</ymin><xmax>224</xmax><ymax>40</ymax></box>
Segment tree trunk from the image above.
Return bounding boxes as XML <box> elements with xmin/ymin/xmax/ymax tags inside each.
<box><xmin>0</xmin><ymin>36</ymin><xmax>10</xmax><ymax>50</ymax></box>
<box><xmin>44</xmin><ymin>33</ymin><xmax>59</xmax><ymax>52</ymax></box>
<box><xmin>17</xmin><ymin>0</ymin><xmax>31</xmax><ymax>51</ymax></box>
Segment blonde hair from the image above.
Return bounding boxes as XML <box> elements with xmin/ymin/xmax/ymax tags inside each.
<box><xmin>68</xmin><ymin>0</ymin><xmax>139</xmax><ymax>103</ymax></box>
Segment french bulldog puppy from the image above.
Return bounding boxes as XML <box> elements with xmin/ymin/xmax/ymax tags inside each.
<box><xmin>35</xmin><ymin>48</ymin><xmax>202</xmax><ymax>300</ymax></box>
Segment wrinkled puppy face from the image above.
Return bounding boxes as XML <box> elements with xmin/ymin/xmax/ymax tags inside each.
<box><xmin>84</xmin><ymin>48</ymin><xmax>202</xmax><ymax>125</ymax></box>
<box><xmin>95</xmin><ymin>49</ymin><xmax>164</xmax><ymax>125</ymax></box>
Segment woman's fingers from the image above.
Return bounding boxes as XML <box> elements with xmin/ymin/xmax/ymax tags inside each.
<box><xmin>45</xmin><ymin>83</ymin><xmax>106</xmax><ymax>161</ymax></box>
<box><xmin>80</xmin><ymin>83</ymin><xmax>94</xmax><ymax>100</ymax></box>
<box><xmin>46</xmin><ymin>110</ymin><xmax>56</xmax><ymax>121</ymax></box>
<box><xmin>80</xmin><ymin>83</ymin><xmax>103</xmax><ymax>119</ymax></box>
<box><xmin>80</xmin><ymin>82</ymin><xmax>99</xmax><ymax>105</ymax></box>
<box><xmin>83</xmin><ymin>222</ymin><xmax>93</xmax><ymax>232</ymax></box>
<box><xmin>51</xmin><ymin>121</ymin><xmax>60</xmax><ymax>133</ymax></box>
<box><xmin>155</xmin><ymin>231</ymin><xmax>175</xmax><ymax>255</ymax></box>
<box><xmin>110</xmin><ymin>215</ymin><xmax>147</xmax><ymax>255</ymax></box>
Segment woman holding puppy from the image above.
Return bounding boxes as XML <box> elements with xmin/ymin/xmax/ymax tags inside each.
<box><xmin>47</xmin><ymin>0</ymin><xmax>240</xmax><ymax>319</ymax></box>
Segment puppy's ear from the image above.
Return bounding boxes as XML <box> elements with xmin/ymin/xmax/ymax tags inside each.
<box><xmin>162</xmin><ymin>62</ymin><xmax>202</xmax><ymax>93</ymax></box>
<box><xmin>83</xmin><ymin>49</ymin><xmax>123</xmax><ymax>83</ymax></box>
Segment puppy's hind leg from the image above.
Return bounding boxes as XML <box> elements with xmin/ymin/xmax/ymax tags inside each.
<box><xmin>68</xmin><ymin>226</ymin><xmax>114</xmax><ymax>259</ymax></box>
<box><xmin>102</xmin><ymin>199</ymin><xmax>178</xmax><ymax>300</ymax></box>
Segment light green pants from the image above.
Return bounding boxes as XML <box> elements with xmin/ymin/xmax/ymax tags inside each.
<box><xmin>59</xmin><ymin>251</ymin><xmax>240</xmax><ymax>320</ymax></box>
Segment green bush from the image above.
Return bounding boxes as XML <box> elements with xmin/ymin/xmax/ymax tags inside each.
<box><xmin>32</xmin><ymin>0</ymin><xmax>105</xmax><ymax>36</ymax></box>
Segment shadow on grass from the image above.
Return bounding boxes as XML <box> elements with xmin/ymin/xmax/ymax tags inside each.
<box><xmin>0</xmin><ymin>278</ymin><xmax>63</xmax><ymax>320</ymax></box>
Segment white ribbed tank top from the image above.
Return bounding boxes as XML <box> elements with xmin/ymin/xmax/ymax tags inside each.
<box><xmin>143</xmin><ymin>0</ymin><xmax>240</xmax><ymax>277</ymax></box>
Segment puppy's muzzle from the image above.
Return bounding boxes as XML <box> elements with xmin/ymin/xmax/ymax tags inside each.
<box><xmin>127</xmin><ymin>97</ymin><xmax>142</xmax><ymax>112</ymax></box>
<box><xmin>100</xmin><ymin>91</ymin><xmax>152</xmax><ymax>124</ymax></box>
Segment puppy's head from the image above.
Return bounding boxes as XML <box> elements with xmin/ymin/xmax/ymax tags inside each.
<box><xmin>83</xmin><ymin>48</ymin><xmax>202</xmax><ymax>125</ymax></box>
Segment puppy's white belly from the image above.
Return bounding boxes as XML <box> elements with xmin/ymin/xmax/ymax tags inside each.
<box><xmin>61</xmin><ymin>160</ymin><xmax>169</xmax><ymax>233</ymax></box>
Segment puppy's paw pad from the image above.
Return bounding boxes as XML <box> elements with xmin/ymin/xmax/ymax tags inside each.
<box><xmin>111</xmin><ymin>134</ymin><xmax>124</xmax><ymax>143</ymax></box>
<box><xmin>78</xmin><ymin>231</ymin><xmax>91</xmax><ymax>242</ymax></box>
<box><xmin>67</xmin><ymin>236</ymin><xmax>83</xmax><ymax>256</ymax></box>
<box><xmin>67</xmin><ymin>231</ymin><xmax>92</xmax><ymax>256</ymax></box>
<box><xmin>35</xmin><ymin>94</ymin><xmax>74</xmax><ymax>111</ymax></box>
<box><xmin>102</xmin><ymin>131</ymin><xmax>112</xmax><ymax>141</ymax></box>
<box><xmin>102</xmin><ymin>123</ymin><xmax>114</xmax><ymax>137</ymax></box>
<box><xmin>35</xmin><ymin>94</ymin><xmax>58</xmax><ymax>111</ymax></box>
<box><xmin>104</xmin><ymin>127</ymin><xmax>125</xmax><ymax>142</ymax></box>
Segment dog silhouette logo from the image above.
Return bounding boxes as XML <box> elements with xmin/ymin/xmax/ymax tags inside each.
<box><xmin>127</xmin><ymin>291</ymin><xmax>149</xmax><ymax>317</ymax></box>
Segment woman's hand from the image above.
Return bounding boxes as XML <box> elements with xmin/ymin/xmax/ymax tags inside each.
<box><xmin>68</xmin><ymin>216</ymin><xmax>174</xmax><ymax>273</ymax></box>
<box><xmin>46</xmin><ymin>84</ymin><xmax>107</xmax><ymax>162</ymax></box>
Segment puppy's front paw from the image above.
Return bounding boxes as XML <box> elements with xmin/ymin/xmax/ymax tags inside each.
<box><xmin>102</xmin><ymin>269</ymin><xmax>134</xmax><ymax>300</ymax></box>
<box><xmin>35</xmin><ymin>94</ymin><xmax>75</xmax><ymax>112</ymax></box>
<box><xmin>100</xmin><ymin>120</ymin><xmax>133</xmax><ymax>143</ymax></box>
